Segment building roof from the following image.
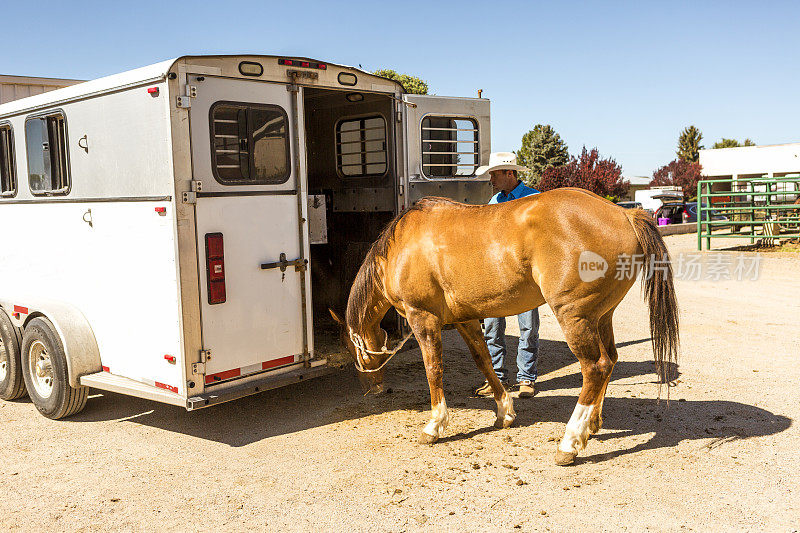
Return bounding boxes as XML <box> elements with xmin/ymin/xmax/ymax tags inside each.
<box><xmin>624</xmin><ymin>175</ymin><xmax>652</xmax><ymax>186</ymax></box>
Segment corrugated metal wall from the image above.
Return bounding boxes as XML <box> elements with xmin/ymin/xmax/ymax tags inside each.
<box><xmin>0</xmin><ymin>75</ymin><xmax>84</xmax><ymax>105</ymax></box>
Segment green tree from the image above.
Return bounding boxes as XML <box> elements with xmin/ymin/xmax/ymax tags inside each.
<box><xmin>677</xmin><ymin>125</ymin><xmax>704</xmax><ymax>162</ymax></box>
<box><xmin>515</xmin><ymin>124</ymin><xmax>569</xmax><ymax>185</ymax></box>
<box><xmin>711</xmin><ymin>137</ymin><xmax>756</xmax><ymax>149</ymax></box>
<box><xmin>373</xmin><ymin>69</ymin><xmax>428</xmax><ymax>94</ymax></box>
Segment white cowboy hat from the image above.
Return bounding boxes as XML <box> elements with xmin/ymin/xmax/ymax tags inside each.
<box><xmin>476</xmin><ymin>152</ymin><xmax>529</xmax><ymax>176</ymax></box>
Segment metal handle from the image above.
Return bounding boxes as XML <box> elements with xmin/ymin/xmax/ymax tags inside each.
<box><xmin>82</xmin><ymin>208</ymin><xmax>93</xmax><ymax>228</ymax></box>
<box><xmin>78</xmin><ymin>135</ymin><xmax>89</xmax><ymax>153</ymax></box>
<box><xmin>260</xmin><ymin>252</ymin><xmax>307</xmax><ymax>272</ymax></box>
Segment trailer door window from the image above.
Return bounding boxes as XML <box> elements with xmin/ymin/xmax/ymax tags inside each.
<box><xmin>210</xmin><ymin>102</ymin><xmax>290</xmax><ymax>185</ymax></box>
<box><xmin>421</xmin><ymin>116</ymin><xmax>478</xmax><ymax>178</ymax></box>
<box><xmin>336</xmin><ymin>116</ymin><xmax>387</xmax><ymax>178</ymax></box>
<box><xmin>26</xmin><ymin>113</ymin><xmax>70</xmax><ymax>195</ymax></box>
<box><xmin>0</xmin><ymin>124</ymin><xmax>15</xmax><ymax>196</ymax></box>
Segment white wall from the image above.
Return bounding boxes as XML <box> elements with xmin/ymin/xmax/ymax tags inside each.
<box><xmin>699</xmin><ymin>143</ymin><xmax>800</xmax><ymax>177</ymax></box>
<box><xmin>0</xmin><ymin>75</ymin><xmax>84</xmax><ymax>105</ymax></box>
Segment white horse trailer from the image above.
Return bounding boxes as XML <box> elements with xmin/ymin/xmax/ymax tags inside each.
<box><xmin>0</xmin><ymin>55</ymin><xmax>491</xmax><ymax>418</ymax></box>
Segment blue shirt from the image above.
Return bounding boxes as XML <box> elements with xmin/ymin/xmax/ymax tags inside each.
<box><xmin>489</xmin><ymin>181</ymin><xmax>540</xmax><ymax>204</ymax></box>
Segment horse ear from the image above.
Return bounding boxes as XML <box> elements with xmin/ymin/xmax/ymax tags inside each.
<box><xmin>329</xmin><ymin>308</ymin><xmax>345</xmax><ymax>327</ymax></box>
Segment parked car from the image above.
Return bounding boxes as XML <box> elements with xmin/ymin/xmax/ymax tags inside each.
<box><xmin>655</xmin><ymin>201</ymin><xmax>728</xmax><ymax>224</ymax></box>
<box><xmin>616</xmin><ymin>201</ymin><xmax>655</xmax><ymax>217</ymax></box>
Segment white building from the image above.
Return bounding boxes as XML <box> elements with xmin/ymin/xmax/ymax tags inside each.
<box><xmin>622</xmin><ymin>175</ymin><xmax>652</xmax><ymax>201</ymax></box>
<box><xmin>699</xmin><ymin>143</ymin><xmax>800</xmax><ymax>200</ymax></box>
<box><xmin>0</xmin><ymin>74</ymin><xmax>84</xmax><ymax>105</ymax></box>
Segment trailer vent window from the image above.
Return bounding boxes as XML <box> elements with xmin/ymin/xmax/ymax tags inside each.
<box><xmin>210</xmin><ymin>102</ymin><xmax>290</xmax><ymax>185</ymax></box>
<box><xmin>26</xmin><ymin>113</ymin><xmax>70</xmax><ymax>195</ymax></box>
<box><xmin>421</xmin><ymin>116</ymin><xmax>479</xmax><ymax>178</ymax></box>
<box><xmin>336</xmin><ymin>116</ymin><xmax>387</xmax><ymax>178</ymax></box>
<box><xmin>0</xmin><ymin>124</ymin><xmax>15</xmax><ymax>197</ymax></box>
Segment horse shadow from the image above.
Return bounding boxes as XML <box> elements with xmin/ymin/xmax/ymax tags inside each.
<box><xmin>64</xmin><ymin>333</ymin><xmax>790</xmax><ymax>463</ymax></box>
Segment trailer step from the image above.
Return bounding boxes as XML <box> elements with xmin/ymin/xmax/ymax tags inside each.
<box><xmin>187</xmin><ymin>360</ymin><xmax>332</xmax><ymax>410</ymax></box>
<box><xmin>80</xmin><ymin>372</ymin><xmax>186</xmax><ymax>407</ymax></box>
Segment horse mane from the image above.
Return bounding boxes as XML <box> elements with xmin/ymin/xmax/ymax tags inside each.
<box><xmin>345</xmin><ymin>197</ymin><xmax>464</xmax><ymax>330</ymax></box>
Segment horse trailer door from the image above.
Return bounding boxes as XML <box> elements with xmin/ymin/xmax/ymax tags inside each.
<box><xmin>403</xmin><ymin>95</ymin><xmax>490</xmax><ymax>181</ymax></box>
<box><xmin>188</xmin><ymin>74</ymin><xmax>310</xmax><ymax>386</ymax></box>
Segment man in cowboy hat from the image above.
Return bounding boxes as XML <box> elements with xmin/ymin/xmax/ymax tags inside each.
<box><xmin>473</xmin><ymin>152</ymin><xmax>541</xmax><ymax>398</ymax></box>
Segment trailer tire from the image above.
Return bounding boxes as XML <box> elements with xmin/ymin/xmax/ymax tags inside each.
<box><xmin>0</xmin><ymin>309</ymin><xmax>26</xmax><ymax>400</ymax></box>
<box><xmin>21</xmin><ymin>317</ymin><xmax>88</xmax><ymax>419</ymax></box>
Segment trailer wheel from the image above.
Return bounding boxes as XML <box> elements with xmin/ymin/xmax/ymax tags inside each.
<box><xmin>0</xmin><ymin>309</ymin><xmax>26</xmax><ymax>400</ymax></box>
<box><xmin>21</xmin><ymin>317</ymin><xmax>88</xmax><ymax>419</ymax></box>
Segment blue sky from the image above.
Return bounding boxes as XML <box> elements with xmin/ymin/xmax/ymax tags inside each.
<box><xmin>4</xmin><ymin>0</ymin><xmax>798</xmax><ymax>177</ymax></box>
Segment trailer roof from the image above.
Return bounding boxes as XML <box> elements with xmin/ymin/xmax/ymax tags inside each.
<box><xmin>0</xmin><ymin>55</ymin><xmax>403</xmax><ymax>118</ymax></box>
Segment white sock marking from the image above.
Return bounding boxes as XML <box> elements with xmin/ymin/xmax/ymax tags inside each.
<box><xmin>423</xmin><ymin>399</ymin><xmax>449</xmax><ymax>438</ymax></box>
<box><xmin>558</xmin><ymin>403</ymin><xmax>594</xmax><ymax>454</ymax></box>
<box><xmin>496</xmin><ymin>392</ymin><xmax>516</xmax><ymax>426</ymax></box>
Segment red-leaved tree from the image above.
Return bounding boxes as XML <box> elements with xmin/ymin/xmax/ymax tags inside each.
<box><xmin>650</xmin><ymin>159</ymin><xmax>703</xmax><ymax>199</ymax></box>
<box><xmin>538</xmin><ymin>147</ymin><xmax>629</xmax><ymax>200</ymax></box>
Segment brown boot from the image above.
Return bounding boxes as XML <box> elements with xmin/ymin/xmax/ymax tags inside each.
<box><xmin>517</xmin><ymin>380</ymin><xmax>535</xmax><ymax>398</ymax></box>
<box><xmin>473</xmin><ymin>380</ymin><xmax>508</xmax><ymax>397</ymax></box>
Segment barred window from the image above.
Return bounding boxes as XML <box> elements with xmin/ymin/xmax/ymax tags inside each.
<box><xmin>210</xmin><ymin>102</ymin><xmax>290</xmax><ymax>185</ymax></box>
<box><xmin>0</xmin><ymin>124</ymin><xmax>15</xmax><ymax>196</ymax></box>
<box><xmin>421</xmin><ymin>116</ymin><xmax>478</xmax><ymax>178</ymax></box>
<box><xmin>26</xmin><ymin>112</ymin><xmax>70</xmax><ymax>195</ymax></box>
<box><xmin>336</xmin><ymin>116</ymin><xmax>387</xmax><ymax>178</ymax></box>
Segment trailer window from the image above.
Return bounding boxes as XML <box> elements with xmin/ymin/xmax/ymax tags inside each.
<box><xmin>336</xmin><ymin>116</ymin><xmax>387</xmax><ymax>178</ymax></box>
<box><xmin>210</xmin><ymin>102</ymin><xmax>290</xmax><ymax>185</ymax></box>
<box><xmin>0</xmin><ymin>124</ymin><xmax>15</xmax><ymax>196</ymax></box>
<box><xmin>26</xmin><ymin>112</ymin><xmax>70</xmax><ymax>195</ymax></box>
<box><xmin>421</xmin><ymin>116</ymin><xmax>478</xmax><ymax>178</ymax></box>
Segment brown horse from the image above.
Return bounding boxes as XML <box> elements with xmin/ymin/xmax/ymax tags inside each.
<box><xmin>331</xmin><ymin>187</ymin><xmax>678</xmax><ymax>465</ymax></box>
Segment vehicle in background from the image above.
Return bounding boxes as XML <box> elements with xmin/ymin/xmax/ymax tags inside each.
<box><xmin>655</xmin><ymin>201</ymin><xmax>728</xmax><ymax>224</ymax></box>
<box><xmin>617</xmin><ymin>200</ymin><xmax>654</xmax><ymax>217</ymax></box>
<box><xmin>635</xmin><ymin>187</ymin><xmax>683</xmax><ymax>213</ymax></box>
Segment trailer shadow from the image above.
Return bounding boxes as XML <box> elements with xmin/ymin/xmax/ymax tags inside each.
<box><xmin>67</xmin><ymin>334</ymin><xmax>790</xmax><ymax>463</ymax></box>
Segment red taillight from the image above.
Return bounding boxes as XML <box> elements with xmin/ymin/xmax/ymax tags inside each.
<box><xmin>205</xmin><ymin>233</ymin><xmax>226</xmax><ymax>304</ymax></box>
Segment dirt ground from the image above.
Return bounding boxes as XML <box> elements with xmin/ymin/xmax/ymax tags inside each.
<box><xmin>1</xmin><ymin>232</ymin><xmax>798</xmax><ymax>532</ymax></box>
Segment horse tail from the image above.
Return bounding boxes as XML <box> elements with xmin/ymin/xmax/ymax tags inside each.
<box><xmin>625</xmin><ymin>209</ymin><xmax>680</xmax><ymax>395</ymax></box>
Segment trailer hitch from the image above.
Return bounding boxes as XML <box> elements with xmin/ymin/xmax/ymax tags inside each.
<box><xmin>261</xmin><ymin>253</ymin><xmax>307</xmax><ymax>280</ymax></box>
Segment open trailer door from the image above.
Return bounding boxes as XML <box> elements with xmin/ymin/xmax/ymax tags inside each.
<box><xmin>187</xmin><ymin>73</ymin><xmax>311</xmax><ymax>387</ymax></box>
<box><xmin>402</xmin><ymin>94</ymin><xmax>491</xmax><ymax>204</ymax></box>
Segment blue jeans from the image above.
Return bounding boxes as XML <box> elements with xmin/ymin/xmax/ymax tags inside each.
<box><xmin>483</xmin><ymin>308</ymin><xmax>540</xmax><ymax>383</ymax></box>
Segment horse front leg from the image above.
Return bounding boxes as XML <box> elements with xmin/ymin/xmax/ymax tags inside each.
<box><xmin>454</xmin><ymin>320</ymin><xmax>515</xmax><ymax>429</ymax></box>
<box><xmin>406</xmin><ymin>309</ymin><xmax>448</xmax><ymax>444</ymax></box>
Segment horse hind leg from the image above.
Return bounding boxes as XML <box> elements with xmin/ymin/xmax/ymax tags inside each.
<box><xmin>406</xmin><ymin>309</ymin><xmax>449</xmax><ymax>444</ymax></box>
<box><xmin>589</xmin><ymin>312</ymin><xmax>618</xmax><ymax>435</ymax></box>
<box><xmin>454</xmin><ymin>320</ymin><xmax>515</xmax><ymax>429</ymax></box>
<box><xmin>554</xmin><ymin>316</ymin><xmax>615</xmax><ymax>466</ymax></box>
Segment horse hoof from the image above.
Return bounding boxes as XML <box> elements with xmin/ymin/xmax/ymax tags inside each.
<box><xmin>418</xmin><ymin>431</ymin><xmax>438</xmax><ymax>445</ymax></box>
<box><xmin>494</xmin><ymin>415</ymin><xmax>515</xmax><ymax>429</ymax></box>
<box><xmin>554</xmin><ymin>450</ymin><xmax>577</xmax><ymax>466</ymax></box>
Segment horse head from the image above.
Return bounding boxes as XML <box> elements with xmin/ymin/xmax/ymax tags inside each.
<box><xmin>329</xmin><ymin>308</ymin><xmax>388</xmax><ymax>394</ymax></box>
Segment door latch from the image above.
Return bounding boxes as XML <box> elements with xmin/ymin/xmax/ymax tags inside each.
<box><xmin>261</xmin><ymin>253</ymin><xmax>307</xmax><ymax>281</ymax></box>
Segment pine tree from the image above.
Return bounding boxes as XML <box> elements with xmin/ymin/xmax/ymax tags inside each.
<box><xmin>515</xmin><ymin>124</ymin><xmax>569</xmax><ymax>186</ymax></box>
<box><xmin>712</xmin><ymin>138</ymin><xmax>742</xmax><ymax>149</ymax></box>
<box><xmin>677</xmin><ymin>125</ymin><xmax>704</xmax><ymax>162</ymax></box>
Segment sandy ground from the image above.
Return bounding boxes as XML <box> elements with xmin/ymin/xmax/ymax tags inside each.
<box><xmin>1</xmin><ymin>232</ymin><xmax>799</xmax><ymax>532</ymax></box>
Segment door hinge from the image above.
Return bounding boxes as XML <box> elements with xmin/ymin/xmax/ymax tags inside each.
<box><xmin>182</xmin><ymin>180</ymin><xmax>202</xmax><ymax>204</ymax></box>
<box><xmin>192</xmin><ymin>349</ymin><xmax>211</xmax><ymax>376</ymax></box>
<box><xmin>176</xmin><ymin>85</ymin><xmax>197</xmax><ymax>108</ymax></box>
